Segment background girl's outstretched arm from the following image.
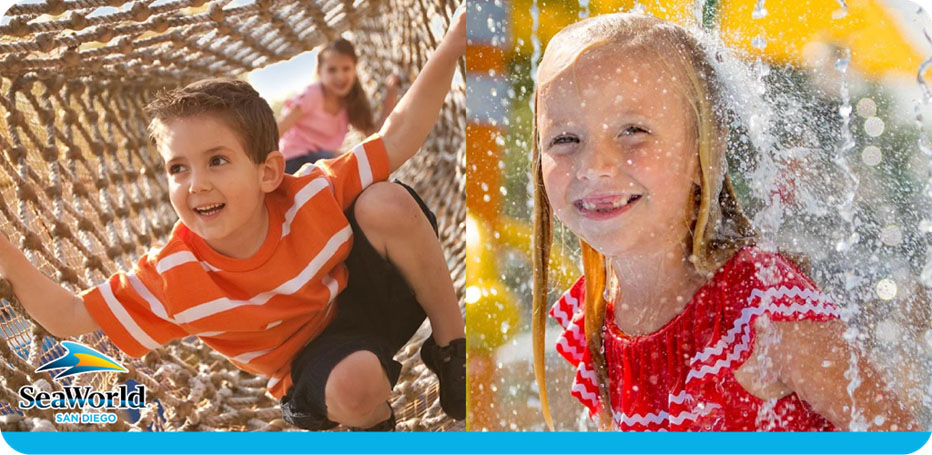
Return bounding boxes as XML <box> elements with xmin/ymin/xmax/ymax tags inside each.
<box><xmin>0</xmin><ymin>234</ymin><xmax>99</xmax><ymax>338</ymax></box>
<box><xmin>379</xmin><ymin>5</ymin><xmax>464</xmax><ymax>172</ymax></box>
<box><xmin>277</xmin><ymin>107</ymin><xmax>302</xmax><ymax>139</ymax></box>
<box><xmin>760</xmin><ymin>317</ymin><xmax>919</xmax><ymax>430</ymax></box>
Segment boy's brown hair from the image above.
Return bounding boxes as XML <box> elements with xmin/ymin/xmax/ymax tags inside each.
<box><xmin>146</xmin><ymin>78</ymin><xmax>278</xmax><ymax>164</ymax></box>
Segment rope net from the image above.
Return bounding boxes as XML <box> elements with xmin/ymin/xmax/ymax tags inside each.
<box><xmin>0</xmin><ymin>0</ymin><xmax>464</xmax><ymax>431</ymax></box>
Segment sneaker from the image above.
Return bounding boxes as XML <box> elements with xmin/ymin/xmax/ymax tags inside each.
<box><xmin>420</xmin><ymin>337</ymin><xmax>466</xmax><ymax>420</ymax></box>
<box><xmin>349</xmin><ymin>403</ymin><xmax>396</xmax><ymax>431</ymax></box>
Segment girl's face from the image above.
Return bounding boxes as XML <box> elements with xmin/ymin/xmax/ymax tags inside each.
<box><xmin>538</xmin><ymin>45</ymin><xmax>700</xmax><ymax>258</ymax></box>
<box><xmin>318</xmin><ymin>51</ymin><xmax>357</xmax><ymax>97</ymax></box>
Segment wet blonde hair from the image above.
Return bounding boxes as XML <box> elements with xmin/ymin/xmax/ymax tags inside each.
<box><xmin>531</xmin><ymin>13</ymin><xmax>756</xmax><ymax>430</ymax></box>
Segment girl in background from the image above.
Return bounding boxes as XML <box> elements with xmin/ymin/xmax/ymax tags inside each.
<box><xmin>531</xmin><ymin>13</ymin><xmax>918</xmax><ymax>431</ymax></box>
<box><xmin>278</xmin><ymin>38</ymin><xmax>399</xmax><ymax>174</ymax></box>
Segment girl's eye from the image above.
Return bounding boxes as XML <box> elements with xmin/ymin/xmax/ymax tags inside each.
<box><xmin>548</xmin><ymin>134</ymin><xmax>579</xmax><ymax>148</ymax></box>
<box><xmin>620</xmin><ymin>125</ymin><xmax>651</xmax><ymax>136</ymax></box>
<box><xmin>210</xmin><ymin>156</ymin><xmax>230</xmax><ymax>166</ymax></box>
<box><xmin>167</xmin><ymin>164</ymin><xmax>186</xmax><ymax>175</ymax></box>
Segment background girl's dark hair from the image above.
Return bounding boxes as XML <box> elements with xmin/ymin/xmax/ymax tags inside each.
<box><xmin>319</xmin><ymin>38</ymin><xmax>376</xmax><ymax>133</ymax></box>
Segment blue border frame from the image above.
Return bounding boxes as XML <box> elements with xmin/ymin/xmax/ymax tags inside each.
<box><xmin>2</xmin><ymin>432</ymin><xmax>930</xmax><ymax>454</ymax></box>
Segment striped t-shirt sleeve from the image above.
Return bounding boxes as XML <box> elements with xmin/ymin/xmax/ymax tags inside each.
<box><xmin>80</xmin><ymin>254</ymin><xmax>187</xmax><ymax>358</ymax></box>
<box><xmin>315</xmin><ymin>135</ymin><xmax>390</xmax><ymax>210</ymax></box>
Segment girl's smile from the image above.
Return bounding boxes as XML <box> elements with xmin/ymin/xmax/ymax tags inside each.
<box><xmin>573</xmin><ymin>193</ymin><xmax>642</xmax><ymax>220</ymax></box>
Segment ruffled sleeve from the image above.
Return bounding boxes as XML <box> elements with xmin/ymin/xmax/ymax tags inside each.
<box><xmin>549</xmin><ymin>276</ymin><xmax>600</xmax><ymax>416</ymax></box>
<box><xmin>678</xmin><ymin>247</ymin><xmax>840</xmax><ymax>430</ymax></box>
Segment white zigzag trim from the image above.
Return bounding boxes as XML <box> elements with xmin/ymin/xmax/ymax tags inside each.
<box><xmin>611</xmin><ymin>401</ymin><xmax>720</xmax><ymax>428</ymax></box>
<box><xmin>571</xmin><ymin>381</ymin><xmax>598</xmax><ymax>406</ymax></box>
<box><xmin>571</xmin><ymin>363</ymin><xmax>599</xmax><ymax>405</ymax></box>
<box><xmin>556</xmin><ymin>335</ymin><xmax>584</xmax><ymax>361</ymax></box>
<box><xmin>564</xmin><ymin>293</ymin><xmax>580</xmax><ymax>313</ymax></box>
<box><xmin>578</xmin><ymin>363</ymin><xmax>597</xmax><ymax>382</ymax></box>
<box><xmin>668</xmin><ymin>390</ymin><xmax>690</xmax><ymax>405</ymax></box>
<box><xmin>691</xmin><ymin>286</ymin><xmax>832</xmax><ymax>364</ymax></box>
<box><xmin>686</xmin><ymin>286</ymin><xmax>837</xmax><ymax>383</ymax></box>
<box><xmin>551</xmin><ymin>302</ymin><xmax>572</xmax><ymax>328</ymax></box>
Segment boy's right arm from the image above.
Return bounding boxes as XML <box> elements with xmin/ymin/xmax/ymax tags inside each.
<box><xmin>0</xmin><ymin>234</ymin><xmax>99</xmax><ymax>338</ymax></box>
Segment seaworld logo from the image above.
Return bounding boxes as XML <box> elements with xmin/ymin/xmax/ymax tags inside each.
<box><xmin>17</xmin><ymin>341</ymin><xmax>147</xmax><ymax>420</ymax></box>
<box><xmin>34</xmin><ymin>341</ymin><xmax>127</xmax><ymax>379</ymax></box>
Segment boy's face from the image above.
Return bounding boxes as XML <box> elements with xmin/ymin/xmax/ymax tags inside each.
<box><xmin>155</xmin><ymin>114</ymin><xmax>278</xmax><ymax>258</ymax></box>
<box><xmin>537</xmin><ymin>44</ymin><xmax>700</xmax><ymax>259</ymax></box>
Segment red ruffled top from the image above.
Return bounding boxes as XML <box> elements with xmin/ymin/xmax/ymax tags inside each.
<box><xmin>550</xmin><ymin>247</ymin><xmax>838</xmax><ymax>431</ymax></box>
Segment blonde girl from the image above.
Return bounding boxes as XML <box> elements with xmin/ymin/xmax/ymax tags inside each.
<box><xmin>531</xmin><ymin>13</ymin><xmax>918</xmax><ymax>431</ymax></box>
<box><xmin>278</xmin><ymin>38</ymin><xmax>398</xmax><ymax>173</ymax></box>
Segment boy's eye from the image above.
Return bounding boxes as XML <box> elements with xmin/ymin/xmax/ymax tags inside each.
<box><xmin>620</xmin><ymin>125</ymin><xmax>651</xmax><ymax>136</ymax></box>
<box><xmin>167</xmin><ymin>164</ymin><xmax>186</xmax><ymax>175</ymax></box>
<box><xmin>209</xmin><ymin>156</ymin><xmax>230</xmax><ymax>166</ymax></box>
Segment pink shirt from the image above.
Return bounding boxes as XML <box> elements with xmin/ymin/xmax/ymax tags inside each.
<box><xmin>279</xmin><ymin>83</ymin><xmax>350</xmax><ymax>159</ymax></box>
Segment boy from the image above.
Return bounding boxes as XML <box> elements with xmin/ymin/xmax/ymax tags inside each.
<box><xmin>0</xmin><ymin>10</ymin><xmax>466</xmax><ymax>431</ymax></box>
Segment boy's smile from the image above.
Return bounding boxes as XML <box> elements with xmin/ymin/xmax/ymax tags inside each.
<box><xmin>537</xmin><ymin>44</ymin><xmax>700</xmax><ymax>258</ymax></box>
<box><xmin>156</xmin><ymin>114</ymin><xmax>273</xmax><ymax>258</ymax></box>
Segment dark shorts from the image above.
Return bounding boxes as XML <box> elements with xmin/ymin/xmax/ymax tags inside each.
<box><xmin>285</xmin><ymin>150</ymin><xmax>337</xmax><ymax>174</ymax></box>
<box><xmin>280</xmin><ymin>181</ymin><xmax>437</xmax><ymax>430</ymax></box>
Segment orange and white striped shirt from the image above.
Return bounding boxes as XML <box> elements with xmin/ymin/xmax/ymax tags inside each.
<box><xmin>81</xmin><ymin>136</ymin><xmax>390</xmax><ymax>399</ymax></box>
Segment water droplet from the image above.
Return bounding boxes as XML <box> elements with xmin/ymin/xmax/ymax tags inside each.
<box><xmin>832</xmin><ymin>7</ymin><xmax>848</xmax><ymax>19</ymax></box>
<box><xmin>879</xmin><ymin>224</ymin><xmax>902</xmax><ymax>246</ymax></box>
<box><xmin>834</xmin><ymin>56</ymin><xmax>850</xmax><ymax>72</ymax></box>
<box><xmin>751</xmin><ymin>36</ymin><xmax>767</xmax><ymax>50</ymax></box>
<box><xmin>465</xmin><ymin>286</ymin><xmax>481</xmax><ymax>304</ymax></box>
<box><xmin>856</xmin><ymin>98</ymin><xmax>877</xmax><ymax>117</ymax></box>
<box><xmin>864</xmin><ymin>117</ymin><xmax>884</xmax><ymax>137</ymax></box>
<box><xmin>860</xmin><ymin>145</ymin><xmax>882</xmax><ymax>166</ymax></box>
<box><xmin>875</xmin><ymin>319</ymin><xmax>900</xmax><ymax>343</ymax></box>
<box><xmin>752</xmin><ymin>0</ymin><xmax>768</xmax><ymax>19</ymax></box>
<box><xmin>875</xmin><ymin>278</ymin><xmax>897</xmax><ymax>300</ymax></box>
<box><xmin>920</xmin><ymin>261</ymin><xmax>932</xmax><ymax>287</ymax></box>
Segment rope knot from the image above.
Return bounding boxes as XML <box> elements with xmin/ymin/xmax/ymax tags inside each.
<box><xmin>5</xmin><ymin>111</ymin><xmax>25</xmax><ymax>128</ymax></box>
<box><xmin>5</xmin><ymin>18</ymin><xmax>29</xmax><ymax>37</ymax></box>
<box><xmin>34</xmin><ymin>33</ymin><xmax>56</xmax><ymax>53</ymax></box>
<box><xmin>6</xmin><ymin>145</ymin><xmax>26</xmax><ymax>162</ymax></box>
<box><xmin>40</xmin><ymin>146</ymin><xmax>59</xmax><ymax>162</ymax></box>
<box><xmin>129</xmin><ymin>2</ymin><xmax>152</xmax><ymax>22</ymax></box>
<box><xmin>16</xmin><ymin>185</ymin><xmax>37</xmax><ymax>203</ymax></box>
<box><xmin>95</xmin><ymin>27</ymin><xmax>115</xmax><ymax>43</ymax></box>
<box><xmin>45</xmin><ymin>184</ymin><xmax>62</xmax><ymax>200</ymax></box>
<box><xmin>45</xmin><ymin>0</ymin><xmax>66</xmax><ymax>17</ymax></box>
<box><xmin>208</xmin><ymin>2</ymin><xmax>225</xmax><ymax>22</ymax></box>
<box><xmin>67</xmin><ymin>11</ymin><xmax>88</xmax><ymax>31</ymax></box>
<box><xmin>21</xmin><ymin>232</ymin><xmax>43</xmax><ymax>251</ymax></box>
<box><xmin>60</xmin><ymin>48</ymin><xmax>80</xmax><ymax>67</ymax></box>
<box><xmin>0</xmin><ymin>278</ymin><xmax>15</xmax><ymax>300</ymax></box>
<box><xmin>56</xmin><ymin>268</ymin><xmax>79</xmax><ymax>286</ymax></box>
<box><xmin>147</xmin><ymin>16</ymin><xmax>170</xmax><ymax>33</ymax></box>
<box><xmin>83</xmin><ymin>255</ymin><xmax>103</xmax><ymax>272</ymax></box>
<box><xmin>116</xmin><ymin>36</ymin><xmax>134</xmax><ymax>55</ymax></box>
